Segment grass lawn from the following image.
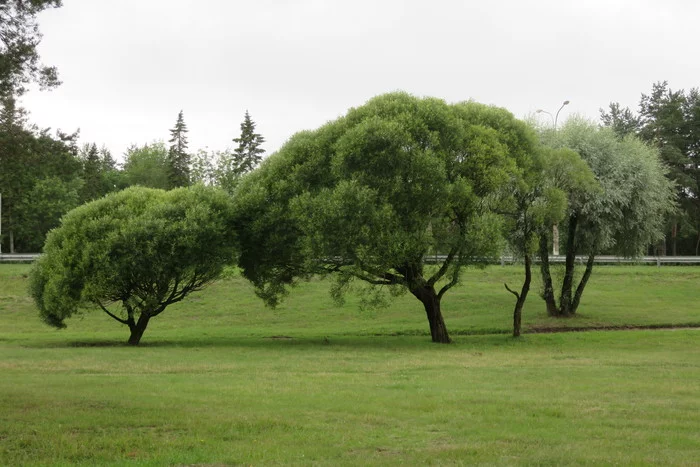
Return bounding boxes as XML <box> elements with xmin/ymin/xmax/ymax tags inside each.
<box><xmin>1</xmin><ymin>264</ymin><xmax>699</xmax><ymax>465</ymax></box>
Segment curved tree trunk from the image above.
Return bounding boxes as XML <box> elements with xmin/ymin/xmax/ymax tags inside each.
<box><xmin>558</xmin><ymin>215</ymin><xmax>578</xmax><ymax>316</ymax></box>
<box><xmin>539</xmin><ymin>234</ymin><xmax>558</xmax><ymax>316</ymax></box>
<box><xmin>127</xmin><ymin>312</ymin><xmax>151</xmax><ymax>346</ymax></box>
<box><xmin>571</xmin><ymin>254</ymin><xmax>595</xmax><ymax>315</ymax></box>
<box><xmin>508</xmin><ymin>255</ymin><xmax>532</xmax><ymax>338</ymax></box>
<box><xmin>411</xmin><ymin>285</ymin><xmax>451</xmax><ymax>344</ymax></box>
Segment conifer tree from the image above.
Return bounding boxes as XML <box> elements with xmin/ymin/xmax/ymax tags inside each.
<box><xmin>0</xmin><ymin>0</ymin><xmax>62</xmax><ymax>98</ymax></box>
<box><xmin>216</xmin><ymin>111</ymin><xmax>265</xmax><ymax>193</ymax></box>
<box><xmin>167</xmin><ymin>110</ymin><xmax>191</xmax><ymax>188</ymax></box>
<box><xmin>232</xmin><ymin>110</ymin><xmax>265</xmax><ymax>174</ymax></box>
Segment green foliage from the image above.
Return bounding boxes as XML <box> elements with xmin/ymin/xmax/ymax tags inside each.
<box><xmin>122</xmin><ymin>142</ymin><xmax>170</xmax><ymax>189</ymax></box>
<box><xmin>14</xmin><ymin>176</ymin><xmax>81</xmax><ymax>252</ymax></box>
<box><xmin>0</xmin><ymin>96</ymin><xmax>82</xmax><ymax>252</ymax></box>
<box><xmin>167</xmin><ymin>110</ymin><xmax>191</xmax><ymax>188</ymax></box>
<box><xmin>216</xmin><ymin>111</ymin><xmax>266</xmax><ymax>193</ymax></box>
<box><xmin>234</xmin><ymin>92</ymin><xmax>534</xmax><ymax>342</ymax></box>
<box><xmin>0</xmin><ymin>0</ymin><xmax>62</xmax><ymax>98</ymax></box>
<box><xmin>547</xmin><ymin>117</ymin><xmax>675</xmax><ymax>257</ymax></box>
<box><xmin>29</xmin><ymin>185</ymin><xmax>237</xmax><ymax>344</ymax></box>
<box><xmin>190</xmin><ymin>148</ymin><xmax>218</xmax><ymax>186</ymax></box>
<box><xmin>537</xmin><ymin>117</ymin><xmax>676</xmax><ymax>316</ymax></box>
<box><xmin>602</xmin><ymin>81</ymin><xmax>700</xmax><ymax>255</ymax></box>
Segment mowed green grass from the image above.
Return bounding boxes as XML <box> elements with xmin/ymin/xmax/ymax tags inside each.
<box><xmin>1</xmin><ymin>264</ymin><xmax>699</xmax><ymax>465</ymax></box>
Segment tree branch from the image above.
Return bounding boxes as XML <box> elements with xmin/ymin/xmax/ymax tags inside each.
<box><xmin>504</xmin><ymin>283</ymin><xmax>520</xmax><ymax>300</ymax></box>
<box><xmin>427</xmin><ymin>246</ymin><xmax>459</xmax><ymax>287</ymax></box>
<box><xmin>437</xmin><ymin>262</ymin><xmax>461</xmax><ymax>301</ymax></box>
<box><xmin>97</xmin><ymin>301</ymin><xmax>129</xmax><ymax>325</ymax></box>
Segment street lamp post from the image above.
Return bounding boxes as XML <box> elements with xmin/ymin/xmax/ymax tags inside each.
<box><xmin>554</xmin><ymin>100</ymin><xmax>570</xmax><ymax>129</ymax></box>
<box><xmin>537</xmin><ymin>100</ymin><xmax>570</xmax><ymax>256</ymax></box>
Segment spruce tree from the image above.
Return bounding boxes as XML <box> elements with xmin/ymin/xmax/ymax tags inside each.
<box><xmin>232</xmin><ymin>110</ymin><xmax>265</xmax><ymax>174</ymax></box>
<box><xmin>167</xmin><ymin>110</ymin><xmax>191</xmax><ymax>188</ymax></box>
<box><xmin>216</xmin><ymin>111</ymin><xmax>265</xmax><ymax>193</ymax></box>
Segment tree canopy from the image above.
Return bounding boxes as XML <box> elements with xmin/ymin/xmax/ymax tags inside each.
<box><xmin>234</xmin><ymin>92</ymin><xmax>537</xmax><ymax>343</ymax></box>
<box><xmin>0</xmin><ymin>0</ymin><xmax>62</xmax><ymax>98</ymax></box>
<box><xmin>602</xmin><ymin>81</ymin><xmax>700</xmax><ymax>255</ymax></box>
<box><xmin>500</xmin><ymin>145</ymin><xmax>590</xmax><ymax>334</ymax></box>
<box><xmin>538</xmin><ymin>117</ymin><xmax>676</xmax><ymax>316</ymax></box>
<box><xmin>29</xmin><ymin>185</ymin><xmax>237</xmax><ymax>345</ymax></box>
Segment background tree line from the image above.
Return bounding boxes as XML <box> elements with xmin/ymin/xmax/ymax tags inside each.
<box><xmin>0</xmin><ymin>99</ymin><xmax>265</xmax><ymax>253</ymax></box>
<box><xmin>601</xmin><ymin>81</ymin><xmax>700</xmax><ymax>255</ymax></box>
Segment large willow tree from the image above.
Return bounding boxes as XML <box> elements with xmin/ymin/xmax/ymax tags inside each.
<box><xmin>234</xmin><ymin>92</ymin><xmax>537</xmax><ymax>343</ymax></box>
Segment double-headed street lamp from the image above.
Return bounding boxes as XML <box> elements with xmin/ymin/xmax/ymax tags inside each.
<box><xmin>536</xmin><ymin>100</ymin><xmax>570</xmax><ymax>256</ymax></box>
<box><xmin>536</xmin><ymin>100</ymin><xmax>569</xmax><ymax>130</ymax></box>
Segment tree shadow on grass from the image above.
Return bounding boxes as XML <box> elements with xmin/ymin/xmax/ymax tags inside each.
<box><xmin>25</xmin><ymin>331</ymin><xmax>526</xmax><ymax>351</ymax></box>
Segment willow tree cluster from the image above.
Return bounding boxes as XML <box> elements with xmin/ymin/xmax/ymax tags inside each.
<box><xmin>29</xmin><ymin>93</ymin><xmax>675</xmax><ymax>344</ymax></box>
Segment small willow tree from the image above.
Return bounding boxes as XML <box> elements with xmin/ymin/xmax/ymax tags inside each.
<box><xmin>234</xmin><ymin>92</ymin><xmax>537</xmax><ymax>343</ymax></box>
<box><xmin>538</xmin><ymin>118</ymin><xmax>677</xmax><ymax>316</ymax></box>
<box><xmin>29</xmin><ymin>185</ymin><xmax>237</xmax><ymax>345</ymax></box>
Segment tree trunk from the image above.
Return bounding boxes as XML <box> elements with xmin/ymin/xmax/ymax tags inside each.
<box><xmin>9</xmin><ymin>229</ymin><xmax>14</xmax><ymax>254</ymax></box>
<box><xmin>538</xmin><ymin>234</ymin><xmax>558</xmax><ymax>316</ymax></box>
<box><xmin>511</xmin><ymin>255</ymin><xmax>532</xmax><ymax>337</ymax></box>
<box><xmin>571</xmin><ymin>254</ymin><xmax>595</xmax><ymax>314</ymax></box>
<box><xmin>410</xmin><ymin>285</ymin><xmax>451</xmax><ymax>344</ymax></box>
<box><xmin>127</xmin><ymin>312</ymin><xmax>151</xmax><ymax>346</ymax></box>
<box><xmin>558</xmin><ymin>215</ymin><xmax>578</xmax><ymax>317</ymax></box>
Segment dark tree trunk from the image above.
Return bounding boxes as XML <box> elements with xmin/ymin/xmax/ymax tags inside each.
<box><xmin>127</xmin><ymin>312</ymin><xmax>151</xmax><ymax>346</ymax></box>
<box><xmin>410</xmin><ymin>285</ymin><xmax>451</xmax><ymax>344</ymax></box>
<box><xmin>558</xmin><ymin>215</ymin><xmax>578</xmax><ymax>316</ymax></box>
<box><xmin>571</xmin><ymin>254</ymin><xmax>595</xmax><ymax>314</ymax></box>
<box><xmin>538</xmin><ymin>234</ymin><xmax>558</xmax><ymax>316</ymax></box>
<box><xmin>508</xmin><ymin>255</ymin><xmax>532</xmax><ymax>337</ymax></box>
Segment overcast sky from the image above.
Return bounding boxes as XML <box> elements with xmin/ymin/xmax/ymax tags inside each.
<box><xmin>18</xmin><ymin>0</ymin><xmax>700</xmax><ymax>161</ymax></box>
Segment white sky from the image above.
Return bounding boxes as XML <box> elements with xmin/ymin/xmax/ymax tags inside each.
<box><xmin>18</xmin><ymin>0</ymin><xmax>700</xmax><ymax>161</ymax></box>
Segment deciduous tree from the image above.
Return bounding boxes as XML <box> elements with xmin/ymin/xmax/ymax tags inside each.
<box><xmin>538</xmin><ymin>118</ymin><xmax>675</xmax><ymax>316</ymax></box>
<box><xmin>122</xmin><ymin>142</ymin><xmax>170</xmax><ymax>189</ymax></box>
<box><xmin>501</xmin><ymin>146</ymin><xmax>592</xmax><ymax>335</ymax></box>
<box><xmin>30</xmin><ymin>185</ymin><xmax>237</xmax><ymax>345</ymax></box>
<box><xmin>234</xmin><ymin>93</ymin><xmax>530</xmax><ymax>343</ymax></box>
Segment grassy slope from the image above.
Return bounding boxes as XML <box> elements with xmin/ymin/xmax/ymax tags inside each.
<box><xmin>1</xmin><ymin>264</ymin><xmax>699</xmax><ymax>465</ymax></box>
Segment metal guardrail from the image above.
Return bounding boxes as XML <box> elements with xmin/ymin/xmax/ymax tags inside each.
<box><xmin>2</xmin><ymin>253</ymin><xmax>700</xmax><ymax>266</ymax></box>
<box><xmin>0</xmin><ymin>253</ymin><xmax>41</xmax><ymax>263</ymax></box>
<box><xmin>425</xmin><ymin>255</ymin><xmax>700</xmax><ymax>266</ymax></box>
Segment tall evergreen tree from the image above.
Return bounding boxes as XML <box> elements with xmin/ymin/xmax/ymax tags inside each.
<box><xmin>232</xmin><ymin>110</ymin><xmax>265</xmax><ymax>174</ymax></box>
<box><xmin>166</xmin><ymin>110</ymin><xmax>191</xmax><ymax>188</ymax></box>
<box><xmin>216</xmin><ymin>111</ymin><xmax>265</xmax><ymax>193</ymax></box>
